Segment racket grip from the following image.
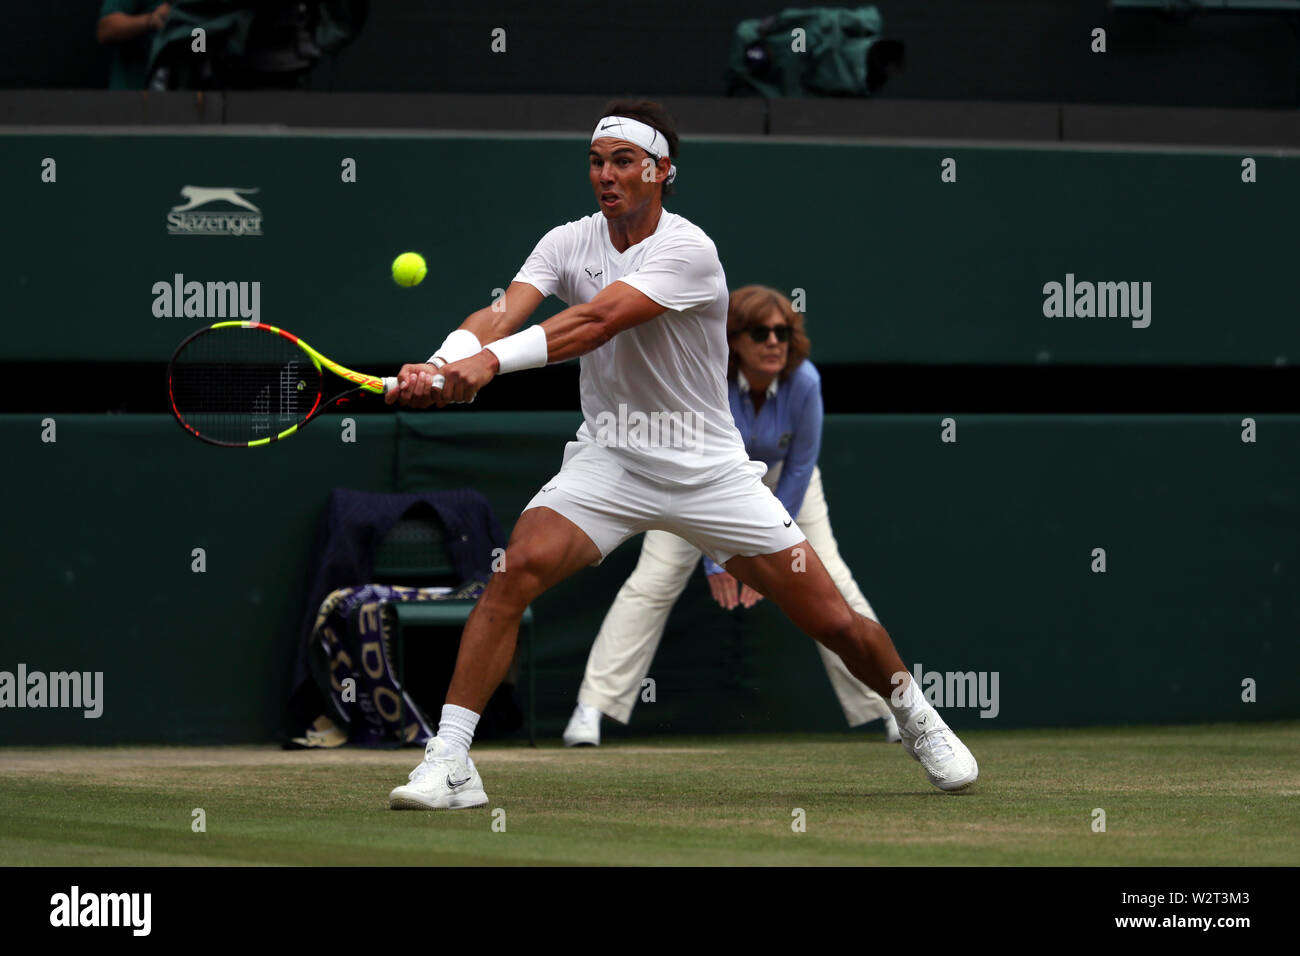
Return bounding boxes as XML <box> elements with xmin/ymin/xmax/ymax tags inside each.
<box><xmin>382</xmin><ymin>376</ymin><xmax>397</xmax><ymax>395</ymax></box>
<box><xmin>432</xmin><ymin>373</ymin><xmax>446</xmax><ymax>391</ymax></box>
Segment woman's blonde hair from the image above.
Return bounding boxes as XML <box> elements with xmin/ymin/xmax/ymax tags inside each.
<box><xmin>726</xmin><ymin>285</ymin><xmax>810</xmax><ymax>382</ymax></box>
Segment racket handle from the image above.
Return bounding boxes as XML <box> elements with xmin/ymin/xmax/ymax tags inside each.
<box><xmin>379</xmin><ymin>374</ymin><xmax>442</xmax><ymax>396</ymax></box>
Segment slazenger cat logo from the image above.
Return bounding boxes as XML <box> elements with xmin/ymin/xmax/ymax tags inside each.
<box><xmin>167</xmin><ymin>185</ymin><xmax>263</xmax><ymax>236</ymax></box>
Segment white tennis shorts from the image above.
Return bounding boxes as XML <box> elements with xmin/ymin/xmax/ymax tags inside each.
<box><xmin>523</xmin><ymin>441</ymin><xmax>806</xmax><ymax>565</ymax></box>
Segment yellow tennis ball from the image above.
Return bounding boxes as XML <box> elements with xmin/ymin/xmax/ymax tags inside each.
<box><xmin>392</xmin><ymin>252</ymin><xmax>427</xmax><ymax>287</ymax></box>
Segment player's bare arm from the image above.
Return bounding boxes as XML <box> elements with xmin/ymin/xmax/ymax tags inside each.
<box><xmin>457</xmin><ymin>280</ymin><xmax>548</xmax><ymax>346</ymax></box>
<box><xmin>394</xmin><ymin>280</ymin><xmax>666</xmax><ymax>408</ymax></box>
<box><xmin>387</xmin><ymin>280</ymin><xmax>545</xmax><ymax>407</ymax></box>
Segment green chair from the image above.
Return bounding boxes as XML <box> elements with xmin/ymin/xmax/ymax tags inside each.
<box><xmin>372</xmin><ymin>513</ymin><xmax>535</xmax><ymax>746</ymax></box>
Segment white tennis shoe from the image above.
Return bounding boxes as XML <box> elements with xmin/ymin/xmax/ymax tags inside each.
<box><xmin>897</xmin><ymin>708</ymin><xmax>978</xmax><ymax>791</ymax></box>
<box><xmin>562</xmin><ymin>702</ymin><xmax>602</xmax><ymax>747</ymax></box>
<box><xmin>388</xmin><ymin>736</ymin><xmax>488</xmax><ymax>810</ymax></box>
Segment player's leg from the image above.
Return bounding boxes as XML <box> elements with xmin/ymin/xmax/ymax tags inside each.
<box><xmin>811</xmin><ymin>641</ymin><xmax>896</xmax><ymax>730</ymax></box>
<box><xmin>565</xmin><ymin>530</ymin><xmax>700</xmax><ymax>745</ymax></box>
<box><xmin>727</xmin><ymin>542</ymin><xmax>905</xmax><ymax>694</ymax></box>
<box><xmin>390</xmin><ymin>441</ymin><xmax>657</xmax><ymax>809</ymax></box>
<box><xmin>795</xmin><ymin>467</ymin><xmax>896</xmax><ymax>736</ymax></box>
<box><xmin>389</xmin><ymin>506</ymin><xmax>601</xmax><ymax>810</ymax></box>
<box><xmin>445</xmin><ymin>505</ymin><xmax>602</xmax><ymax>713</ymax></box>
<box><xmin>673</xmin><ymin>464</ymin><xmax>976</xmax><ymax>791</ymax></box>
<box><xmin>725</xmin><ymin>542</ymin><xmax>977</xmax><ymax>790</ymax></box>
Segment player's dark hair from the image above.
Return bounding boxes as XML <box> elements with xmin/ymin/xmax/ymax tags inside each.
<box><xmin>726</xmin><ymin>286</ymin><xmax>811</xmax><ymax>382</ymax></box>
<box><xmin>598</xmin><ymin>98</ymin><xmax>679</xmax><ymax>197</ymax></box>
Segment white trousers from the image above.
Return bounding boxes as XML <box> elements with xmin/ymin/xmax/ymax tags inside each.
<box><xmin>577</xmin><ymin>466</ymin><xmax>893</xmax><ymax>727</ymax></box>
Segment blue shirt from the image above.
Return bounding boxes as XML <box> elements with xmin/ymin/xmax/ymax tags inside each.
<box><xmin>702</xmin><ymin>359</ymin><xmax>823</xmax><ymax>575</ymax></box>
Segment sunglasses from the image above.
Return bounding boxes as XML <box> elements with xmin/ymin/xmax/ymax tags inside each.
<box><xmin>740</xmin><ymin>324</ymin><xmax>792</xmax><ymax>344</ymax></box>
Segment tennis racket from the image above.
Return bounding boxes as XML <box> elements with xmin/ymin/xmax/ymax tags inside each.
<box><xmin>168</xmin><ymin>321</ymin><xmax>397</xmax><ymax>447</ymax></box>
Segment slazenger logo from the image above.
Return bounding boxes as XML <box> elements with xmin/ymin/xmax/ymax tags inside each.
<box><xmin>167</xmin><ymin>185</ymin><xmax>263</xmax><ymax>237</ymax></box>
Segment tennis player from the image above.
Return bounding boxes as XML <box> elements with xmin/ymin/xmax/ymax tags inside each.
<box><xmin>385</xmin><ymin>100</ymin><xmax>977</xmax><ymax>808</ymax></box>
<box><xmin>562</xmin><ymin>286</ymin><xmax>900</xmax><ymax>746</ymax></box>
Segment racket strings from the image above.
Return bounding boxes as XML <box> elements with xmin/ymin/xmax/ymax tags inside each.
<box><xmin>169</xmin><ymin>327</ymin><xmax>323</xmax><ymax>445</ymax></box>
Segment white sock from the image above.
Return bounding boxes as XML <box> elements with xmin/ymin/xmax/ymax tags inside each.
<box><xmin>889</xmin><ymin>676</ymin><xmax>932</xmax><ymax>724</ymax></box>
<box><xmin>438</xmin><ymin>704</ymin><xmax>480</xmax><ymax>759</ymax></box>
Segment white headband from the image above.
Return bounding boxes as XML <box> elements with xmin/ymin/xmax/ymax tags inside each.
<box><xmin>591</xmin><ymin>115</ymin><xmax>677</xmax><ymax>186</ymax></box>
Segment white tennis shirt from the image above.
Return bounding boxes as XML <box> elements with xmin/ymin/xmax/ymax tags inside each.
<box><xmin>513</xmin><ymin>210</ymin><xmax>752</xmax><ymax>486</ymax></box>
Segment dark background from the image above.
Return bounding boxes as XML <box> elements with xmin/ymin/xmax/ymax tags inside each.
<box><xmin>1</xmin><ymin>1</ymin><xmax>1296</xmax><ymax>742</ymax></box>
<box><xmin>9</xmin><ymin>0</ymin><xmax>1300</xmax><ymax>108</ymax></box>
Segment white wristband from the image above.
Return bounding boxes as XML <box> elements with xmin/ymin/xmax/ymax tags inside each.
<box><xmin>484</xmin><ymin>325</ymin><xmax>549</xmax><ymax>374</ymax></box>
<box><xmin>427</xmin><ymin>328</ymin><xmax>482</xmax><ymax>366</ymax></box>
